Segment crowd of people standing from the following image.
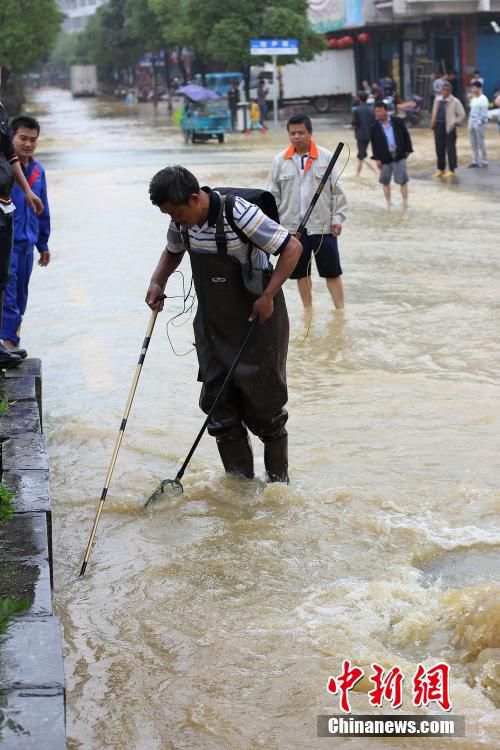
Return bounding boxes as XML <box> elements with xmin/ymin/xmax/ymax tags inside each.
<box><xmin>350</xmin><ymin>67</ymin><xmax>497</xmax><ymax>207</ymax></box>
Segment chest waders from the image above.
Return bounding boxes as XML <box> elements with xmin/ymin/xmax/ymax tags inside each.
<box><xmin>184</xmin><ymin>197</ymin><xmax>289</xmax><ymax>482</ymax></box>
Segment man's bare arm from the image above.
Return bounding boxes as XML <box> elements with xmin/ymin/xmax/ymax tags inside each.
<box><xmin>250</xmin><ymin>236</ymin><xmax>302</xmax><ymax>323</ymax></box>
<box><xmin>145</xmin><ymin>249</ymin><xmax>184</xmax><ymax>311</ymax></box>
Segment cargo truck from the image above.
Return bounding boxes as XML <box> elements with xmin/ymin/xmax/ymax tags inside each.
<box><xmin>251</xmin><ymin>49</ymin><xmax>356</xmax><ymax>113</ymax></box>
<box><xmin>70</xmin><ymin>65</ymin><xmax>98</xmax><ymax>97</ymax></box>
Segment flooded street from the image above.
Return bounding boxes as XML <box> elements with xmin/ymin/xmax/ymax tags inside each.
<box><xmin>25</xmin><ymin>88</ymin><xmax>500</xmax><ymax>748</ymax></box>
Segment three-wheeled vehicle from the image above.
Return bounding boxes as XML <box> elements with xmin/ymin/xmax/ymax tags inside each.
<box><xmin>178</xmin><ymin>84</ymin><xmax>231</xmax><ymax>144</ymax></box>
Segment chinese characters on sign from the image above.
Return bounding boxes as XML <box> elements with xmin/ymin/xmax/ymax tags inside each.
<box><xmin>250</xmin><ymin>39</ymin><xmax>299</xmax><ymax>56</ymax></box>
<box><xmin>327</xmin><ymin>661</ymin><xmax>452</xmax><ymax>713</ymax></box>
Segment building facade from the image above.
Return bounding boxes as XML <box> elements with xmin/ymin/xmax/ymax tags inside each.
<box><xmin>58</xmin><ymin>0</ymin><xmax>109</xmax><ymax>33</ymax></box>
<box><xmin>309</xmin><ymin>0</ymin><xmax>500</xmax><ymax>99</ymax></box>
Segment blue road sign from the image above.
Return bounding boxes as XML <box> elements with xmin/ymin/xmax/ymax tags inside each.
<box><xmin>250</xmin><ymin>39</ymin><xmax>299</xmax><ymax>56</ymax></box>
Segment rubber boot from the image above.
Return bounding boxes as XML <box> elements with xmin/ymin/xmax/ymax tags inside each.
<box><xmin>216</xmin><ymin>435</ymin><xmax>254</xmax><ymax>479</ymax></box>
<box><xmin>264</xmin><ymin>434</ymin><xmax>289</xmax><ymax>483</ymax></box>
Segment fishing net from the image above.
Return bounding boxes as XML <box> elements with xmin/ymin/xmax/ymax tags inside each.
<box><xmin>144</xmin><ymin>478</ymin><xmax>183</xmax><ymax>508</ymax></box>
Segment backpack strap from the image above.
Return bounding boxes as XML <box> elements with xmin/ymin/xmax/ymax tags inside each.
<box><xmin>224</xmin><ymin>193</ymin><xmax>275</xmax><ymax>277</ymax></box>
<box><xmin>176</xmin><ymin>195</ymin><xmax>228</xmax><ymax>255</ymax></box>
<box><xmin>224</xmin><ymin>194</ymin><xmax>253</xmax><ymax>275</ymax></box>
<box><xmin>176</xmin><ymin>222</ymin><xmax>191</xmax><ymax>251</ymax></box>
<box><xmin>215</xmin><ymin>195</ymin><xmax>228</xmax><ymax>254</ymax></box>
<box><xmin>224</xmin><ymin>194</ymin><xmax>250</xmax><ymax>245</ymax></box>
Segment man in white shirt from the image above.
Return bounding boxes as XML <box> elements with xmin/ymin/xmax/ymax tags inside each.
<box><xmin>267</xmin><ymin>115</ymin><xmax>348</xmax><ymax>310</ymax></box>
<box><xmin>468</xmin><ymin>80</ymin><xmax>489</xmax><ymax>168</ymax></box>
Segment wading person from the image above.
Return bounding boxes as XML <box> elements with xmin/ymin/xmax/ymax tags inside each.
<box><xmin>351</xmin><ymin>91</ymin><xmax>376</xmax><ymax>176</ymax></box>
<box><xmin>431</xmin><ymin>81</ymin><xmax>466</xmax><ymax>178</ymax></box>
<box><xmin>1</xmin><ymin>116</ymin><xmax>51</xmax><ymax>357</ymax></box>
<box><xmin>0</xmin><ymin>101</ymin><xmax>43</xmax><ymax>368</ymax></box>
<box><xmin>267</xmin><ymin>114</ymin><xmax>348</xmax><ymax>310</ymax></box>
<box><xmin>227</xmin><ymin>80</ymin><xmax>239</xmax><ymax>131</ymax></box>
<box><xmin>370</xmin><ymin>101</ymin><xmax>413</xmax><ymax>208</ymax></box>
<box><xmin>468</xmin><ymin>80</ymin><xmax>489</xmax><ymax>168</ymax></box>
<box><xmin>146</xmin><ymin>166</ymin><xmax>302</xmax><ymax>483</ymax></box>
<box><xmin>257</xmin><ymin>79</ymin><xmax>269</xmax><ymax>127</ymax></box>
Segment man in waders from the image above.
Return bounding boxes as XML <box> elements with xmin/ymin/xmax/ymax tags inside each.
<box><xmin>146</xmin><ymin>166</ymin><xmax>302</xmax><ymax>482</ymax></box>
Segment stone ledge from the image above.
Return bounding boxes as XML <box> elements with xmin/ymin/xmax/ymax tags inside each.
<box><xmin>0</xmin><ymin>688</ymin><xmax>66</xmax><ymax>750</ymax></box>
<box><xmin>2</xmin><ymin>359</ymin><xmax>42</xmax><ymax>429</ymax></box>
<box><xmin>1</xmin><ymin>376</ymin><xmax>36</xmax><ymax>402</ymax></box>
<box><xmin>0</xmin><ymin>513</ymin><xmax>52</xmax><ymax>616</ymax></box>
<box><xmin>1</xmin><ymin>470</ymin><xmax>50</xmax><ymax>514</ymax></box>
<box><xmin>0</xmin><ymin>512</ymin><xmax>48</xmax><ymax>561</ymax></box>
<box><xmin>0</xmin><ymin>359</ymin><xmax>64</xmax><ymax>746</ymax></box>
<box><xmin>0</xmin><ymin>617</ymin><xmax>64</xmax><ymax>690</ymax></box>
<box><xmin>3</xmin><ymin>359</ymin><xmax>41</xmax><ymax>380</ymax></box>
<box><xmin>1</xmin><ymin>435</ymin><xmax>48</xmax><ymax>472</ymax></box>
<box><xmin>0</xmin><ymin>557</ymin><xmax>52</xmax><ymax>617</ymax></box>
<box><xmin>0</xmin><ymin>402</ymin><xmax>41</xmax><ymax>438</ymax></box>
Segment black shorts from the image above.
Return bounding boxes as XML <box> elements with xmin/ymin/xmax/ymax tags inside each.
<box><xmin>357</xmin><ymin>139</ymin><xmax>369</xmax><ymax>160</ymax></box>
<box><xmin>290</xmin><ymin>232</ymin><xmax>342</xmax><ymax>280</ymax></box>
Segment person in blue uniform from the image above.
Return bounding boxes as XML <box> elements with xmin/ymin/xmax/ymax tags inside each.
<box><xmin>0</xmin><ymin>104</ymin><xmax>43</xmax><ymax>367</ymax></box>
<box><xmin>1</xmin><ymin>116</ymin><xmax>50</xmax><ymax>358</ymax></box>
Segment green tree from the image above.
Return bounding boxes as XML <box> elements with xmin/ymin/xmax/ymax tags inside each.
<box><xmin>81</xmin><ymin>0</ymin><xmax>142</xmax><ymax>83</ymax></box>
<box><xmin>125</xmin><ymin>0</ymin><xmax>172</xmax><ymax>105</ymax></box>
<box><xmin>206</xmin><ymin>0</ymin><xmax>323</xmax><ymax>70</ymax></box>
<box><xmin>0</xmin><ymin>0</ymin><xmax>61</xmax><ymax>74</ymax></box>
<box><xmin>148</xmin><ymin>0</ymin><xmax>192</xmax><ymax>83</ymax></box>
<box><xmin>49</xmin><ymin>31</ymin><xmax>92</xmax><ymax>72</ymax></box>
<box><xmin>125</xmin><ymin>0</ymin><xmax>164</xmax><ymax>52</ymax></box>
<box><xmin>150</xmin><ymin>0</ymin><xmax>323</xmax><ymax>84</ymax></box>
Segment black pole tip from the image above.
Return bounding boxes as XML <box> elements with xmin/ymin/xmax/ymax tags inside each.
<box><xmin>79</xmin><ymin>561</ymin><xmax>87</xmax><ymax>577</ymax></box>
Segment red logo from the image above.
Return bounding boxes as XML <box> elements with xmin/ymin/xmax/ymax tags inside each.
<box><xmin>327</xmin><ymin>661</ymin><xmax>452</xmax><ymax>713</ymax></box>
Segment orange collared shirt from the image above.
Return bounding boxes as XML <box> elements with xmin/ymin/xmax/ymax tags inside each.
<box><xmin>284</xmin><ymin>140</ymin><xmax>319</xmax><ymax>174</ymax></box>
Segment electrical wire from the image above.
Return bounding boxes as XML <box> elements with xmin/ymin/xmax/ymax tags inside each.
<box><xmin>162</xmin><ymin>270</ymin><xmax>197</xmax><ymax>357</ymax></box>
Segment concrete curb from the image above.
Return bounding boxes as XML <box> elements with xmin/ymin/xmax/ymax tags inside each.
<box><xmin>0</xmin><ymin>360</ymin><xmax>66</xmax><ymax>749</ymax></box>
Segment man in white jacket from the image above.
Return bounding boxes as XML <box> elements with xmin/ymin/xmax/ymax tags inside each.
<box><xmin>431</xmin><ymin>81</ymin><xmax>466</xmax><ymax>177</ymax></box>
<box><xmin>267</xmin><ymin>115</ymin><xmax>348</xmax><ymax>309</ymax></box>
<box><xmin>468</xmin><ymin>80</ymin><xmax>489</xmax><ymax>168</ymax></box>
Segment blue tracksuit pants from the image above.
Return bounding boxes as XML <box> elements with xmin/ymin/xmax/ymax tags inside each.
<box><xmin>0</xmin><ymin>242</ymin><xmax>34</xmax><ymax>345</ymax></box>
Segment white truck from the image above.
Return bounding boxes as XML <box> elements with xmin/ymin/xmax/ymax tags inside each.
<box><xmin>70</xmin><ymin>65</ymin><xmax>98</xmax><ymax>97</ymax></box>
<box><xmin>251</xmin><ymin>49</ymin><xmax>356</xmax><ymax>113</ymax></box>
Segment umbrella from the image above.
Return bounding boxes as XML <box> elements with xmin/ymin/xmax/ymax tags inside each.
<box><xmin>177</xmin><ymin>84</ymin><xmax>221</xmax><ymax>101</ymax></box>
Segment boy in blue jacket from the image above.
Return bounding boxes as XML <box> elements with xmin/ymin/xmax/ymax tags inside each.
<box><xmin>1</xmin><ymin>116</ymin><xmax>50</xmax><ymax>357</ymax></box>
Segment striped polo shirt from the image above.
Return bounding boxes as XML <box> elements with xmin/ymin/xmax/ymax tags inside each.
<box><xmin>166</xmin><ymin>188</ymin><xmax>290</xmax><ymax>270</ymax></box>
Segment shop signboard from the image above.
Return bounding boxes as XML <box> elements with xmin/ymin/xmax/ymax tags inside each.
<box><xmin>309</xmin><ymin>0</ymin><xmax>345</xmax><ymax>32</ymax></box>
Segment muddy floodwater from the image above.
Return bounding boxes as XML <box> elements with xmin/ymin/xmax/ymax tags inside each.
<box><xmin>23</xmin><ymin>88</ymin><xmax>500</xmax><ymax>749</ymax></box>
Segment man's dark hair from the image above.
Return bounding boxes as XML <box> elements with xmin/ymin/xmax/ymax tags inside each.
<box><xmin>374</xmin><ymin>101</ymin><xmax>388</xmax><ymax>110</ymax></box>
<box><xmin>470</xmin><ymin>80</ymin><xmax>483</xmax><ymax>89</ymax></box>
<box><xmin>149</xmin><ymin>165</ymin><xmax>200</xmax><ymax>206</ymax></box>
<box><xmin>11</xmin><ymin>115</ymin><xmax>40</xmax><ymax>135</ymax></box>
<box><xmin>286</xmin><ymin>114</ymin><xmax>313</xmax><ymax>133</ymax></box>
<box><xmin>359</xmin><ymin>91</ymin><xmax>369</xmax><ymax>103</ymax></box>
